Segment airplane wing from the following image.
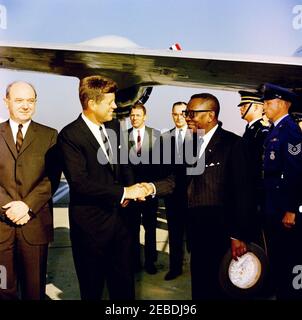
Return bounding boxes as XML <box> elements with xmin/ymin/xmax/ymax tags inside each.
<box><xmin>1</xmin><ymin>41</ymin><xmax>302</xmax><ymax>106</ymax></box>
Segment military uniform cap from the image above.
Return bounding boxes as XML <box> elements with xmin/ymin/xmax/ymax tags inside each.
<box><xmin>238</xmin><ymin>91</ymin><xmax>263</xmax><ymax>107</ymax></box>
<box><xmin>262</xmin><ymin>83</ymin><xmax>298</xmax><ymax>103</ymax></box>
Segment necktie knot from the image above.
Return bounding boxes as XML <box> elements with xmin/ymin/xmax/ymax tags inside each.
<box><xmin>16</xmin><ymin>123</ymin><xmax>23</xmax><ymax>153</ymax></box>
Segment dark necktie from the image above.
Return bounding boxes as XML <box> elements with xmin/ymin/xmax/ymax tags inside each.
<box><xmin>16</xmin><ymin>124</ymin><xmax>23</xmax><ymax>153</ymax></box>
<box><xmin>99</xmin><ymin>126</ymin><xmax>113</xmax><ymax>162</ymax></box>
<box><xmin>137</xmin><ymin>129</ymin><xmax>142</xmax><ymax>156</ymax></box>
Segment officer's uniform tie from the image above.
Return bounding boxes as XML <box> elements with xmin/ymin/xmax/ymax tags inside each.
<box><xmin>16</xmin><ymin>124</ymin><xmax>23</xmax><ymax>153</ymax></box>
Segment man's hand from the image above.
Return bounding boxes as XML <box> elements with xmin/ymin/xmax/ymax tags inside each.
<box><xmin>137</xmin><ymin>183</ymin><xmax>155</xmax><ymax>201</ymax></box>
<box><xmin>282</xmin><ymin>211</ymin><xmax>296</xmax><ymax>229</ymax></box>
<box><xmin>121</xmin><ymin>199</ymin><xmax>130</xmax><ymax>208</ymax></box>
<box><xmin>231</xmin><ymin>239</ymin><xmax>247</xmax><ymax>260</ymax></box>
<box><xmin>124</xmin><ymin>183</ymin><xmax>148</xmax><ymax>200</ymax></box>
<box><xmin>2</xmin><ymin>201</ymin><xmax>31</xmax><ymax>225</ymax></box>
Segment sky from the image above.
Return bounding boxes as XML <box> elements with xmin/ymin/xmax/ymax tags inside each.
<box><xmin>0</xmin><ymin>0</ymin><xmax>301</xmax><ymax>134</ymax></box>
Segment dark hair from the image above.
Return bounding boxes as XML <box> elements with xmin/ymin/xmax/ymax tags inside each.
<box><xmin>131</xmin><ymin>102</ymin><xmax>147</xmax><ymax>115</ymax></box>
<box><xmin>172</xmin><ymin>101</ymin><xmax>187</xmax><ymax>112</ymax></box>
<box><xmin>6</xmin><ymin>81</ymin><xmax>37</xmax><ymax>99</ymax></box>
<box><xmin>190</xmin><ymin>93</ymin><xmax>220</xmax><ymax>117</ymax></box>
<box><xmin>79</xmin><ymin>75</ymin><xmax>117</xmax><ymax>109</ymax></box>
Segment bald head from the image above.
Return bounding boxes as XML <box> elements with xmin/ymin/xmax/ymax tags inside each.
<box><xmin>4</xmin><ymin>81</ymin><xmax>37</xmax><ymax>124</ymax></box>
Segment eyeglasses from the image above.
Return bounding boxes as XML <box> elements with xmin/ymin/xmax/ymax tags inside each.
<box><xmin>182</xmin><ymin>109</ymin><xmax>213</xmax><ymax>118</ymax></box>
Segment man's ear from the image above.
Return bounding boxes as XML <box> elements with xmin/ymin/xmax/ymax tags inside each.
<box><xmin>87</xmin><ymin>99</ymin><xmax>95</xmax><ymax>111</ymax></box>
<box><xmin>208</xmin><ymin>111</ymin><xmax>215</xmax><ymax>122</ymax></box>
<box><xmin>3</xmin><ymin>98</ymin><xmax>8</xmax><ymax>109</ymax></box>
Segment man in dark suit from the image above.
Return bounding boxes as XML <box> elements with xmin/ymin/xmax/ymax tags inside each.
<box><xmin>162</xmin><ymin>101</ymin><xmax>189</xmax><ymax>280</ymax></box>
<box><xmin>184</xmin><ymin>93</ymin><xmax>253</xmax><ymax>299</ymax></box>
<box><xmin>262</xmin><ymin>83</ymin><xmax>302</xmax><ymax>299</ymax></box>
<box><xmin>58</xmin><ymin>76</ymin><xmax>153</xmax><ymax>300</ymax></box>
<box><xmin>0</xmin><ymin>81</ymin><xmax>59</xmax><ymax>300</ymax></box>
<box><xmin>126</xmin><ymin>103</ymin><xmax>161</xmax><ymax>274</ymax></box>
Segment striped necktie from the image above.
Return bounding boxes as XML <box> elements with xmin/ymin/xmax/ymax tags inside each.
<box><xmin>16</xmin><ymin>124</ymin><xmax>23</xmax><ymax>153</ymax></box>
<box><xmin>99</xmin><ymin>126</ymin><xmax>113</xmax><ymax>162</ymax></box>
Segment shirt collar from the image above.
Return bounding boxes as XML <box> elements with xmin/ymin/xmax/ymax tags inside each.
<box><xmin>81</xmin><ymin>113</ymin><xmax>100</xmax><ymax>130</ymax></box>
<box><xmin>274</xmin><ymin>114</ymin><xmax>289</xmax><ymax>127</ymax></box>
<box><xmin>248</xmin><ymin>117</ymin><xmax>262</xmax><ymax>128</ymax></box>
<box><xmin>9</xmin><ymin>118</ymin><xmax>31</xmax><ymax>132</ymax></box>
<box><xmin>202</xmin><ymin>124</ymin><xmax>219</xmax><ymax>143</ymax></box>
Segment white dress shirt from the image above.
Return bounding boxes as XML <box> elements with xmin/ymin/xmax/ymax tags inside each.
<box><xmin>9</xmin><ymin>119</ymin><xmax>31</xmax><ymax>143</ymax></box>
<box><xmin>198</xmin><ymin>124</ymin><xmax>219</xmax><ymax>158</ymax></box>
<box><xmin>132</xmin><ymin>126</ymin><xmax>145</xmax><ymax>150</ymax></box>
<box><xmin>81</xmin><ymin>113</ymin><xmax>112</xmax><ymax>161</ymax></box>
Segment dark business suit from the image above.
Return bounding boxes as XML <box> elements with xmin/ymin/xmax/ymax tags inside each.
<box><xmin>186</xmin><ymin>125</ymin><xmax>253</xmax><ymax>299</ymax></box>
<box><xmin>0</xmin><ymin>120</ymin><xmax>58</xmax><ymax>300</ymax></box>
<box><xmin>162</xmin><ymin>127</ymin><xmax>190</xmax><ymax>274</ymax></box>
<box><xmin>58</xmin><ymin>115</ymin><xmax>136</xmax><ymax>300</ymax></box>
<box><xmin>125</xmin><ymin>126</ymin><xmax>161</xmax><ymax>269</ymax></box>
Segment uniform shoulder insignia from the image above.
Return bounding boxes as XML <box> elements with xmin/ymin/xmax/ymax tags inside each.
<box><xmin>288</xmin><ymin>143</ymin><xmax>301</xmax><ymax>155</ymax></box>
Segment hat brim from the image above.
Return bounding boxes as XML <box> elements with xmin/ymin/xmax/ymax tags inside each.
<box><xmin>219</xmin><ymin>242</ymin><xmax>268</xmax><ymax>299</ymax></box>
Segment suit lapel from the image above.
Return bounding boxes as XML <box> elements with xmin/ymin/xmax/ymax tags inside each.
<box><xmin>78</xmin><ymin>116</ymin><xmax>114</xmax><ymax>173</ymax></box>
<box><xmin>128</xmin><ymin>128</ymin><xmax>135</xmax><ymax>151</ymax></box>
<box><xmin>143</xmin><ymin>126</ymin><xmax>155</xmax><ymax>152</ymax></box>
<box><xmin>77</xmin><ymin>116</ymin><xmax>100</xmax><ymax>152</ymax></box>
<box><xmin>0</xmin><ymin>120</ymin><xmax>18</xmax><ymax>159</ymax></box>
<box><xmin>204</xmin><ymin>126</ymin><xmax>223</xmax><ymax>164</ymax></box>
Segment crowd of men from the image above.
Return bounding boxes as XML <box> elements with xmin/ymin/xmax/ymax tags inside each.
<box><xmin>0</xmin><ymin>77</ymin><xmax>301</xmax><ymax>300</ymax></box>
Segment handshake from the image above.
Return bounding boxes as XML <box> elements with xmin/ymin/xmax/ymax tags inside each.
<box><xmin>124</xmin><ymin>182</ymin><xmax>155</xmax><ymax>202</ymax></box>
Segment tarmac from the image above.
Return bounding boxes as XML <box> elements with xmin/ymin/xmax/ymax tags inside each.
<box><xmin>46</xmin><ymin>197</ymin><xmax>191</xmax><ymax>300</ymax></box>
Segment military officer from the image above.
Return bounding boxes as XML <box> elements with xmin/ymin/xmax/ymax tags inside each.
<box><xmin>262</xmin><ymin>83</ymin><xmax>302</xmax><ymax>299</ymax></box>
<box><xmin>237</xmin><ymin>91</ymin><xmax>270</xmax><ymax>244</ymax></box>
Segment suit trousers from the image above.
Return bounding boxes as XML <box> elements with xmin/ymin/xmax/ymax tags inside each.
<box><xmin>188</xmin><ymin>206</ymin><xmax>229</xmax><ymax>300</ymax></box>
<box><xmin>0</xmin><ymin>226</ymin><xmax>48</xmax><ymax>300</ymax></box>
<box><xmin>264</xmin><ymin>214</ymin><xmax>302</xmax><ymax>299</ymax></box>
<box><xmin>70</xmin><ymin>214</ymin><xmax>135</xmax><ymax>300</ymax></box>
<box><xmin>127</xmin><ymin>199</ymin><xmax>158</xmax><ymax>267</ymax></box>
<box><xmin>165</xmin><ymin>196</ymin><xmax>187</xmax><ymax>272</ymax></box>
